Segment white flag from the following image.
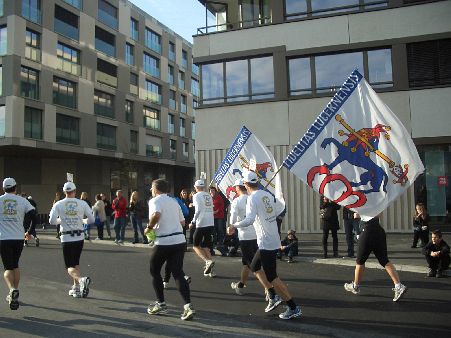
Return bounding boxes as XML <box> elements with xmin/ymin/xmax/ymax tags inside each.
<box><xmin>213</xmin><ymin>126</ymin><xmax>285</xmax><ymax>208</ymax></box>
<box><xmin>283</xmin><ymin>70</ymin><xmax>424</xmax><ymax>221</ymax></box>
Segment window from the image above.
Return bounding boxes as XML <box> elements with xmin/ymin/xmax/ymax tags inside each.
<box><xmin>0</xmin><ymin>0</ymin><xmax>3</xmax><ymax>17</ymax></box>
<box><xmin>146</xmin><ymin>143</ymin><xmax>161</xmax><ymax>157</ymax></box>
<box><xmin>143</xmin><ymin>53</ymin><xmax>160</xmax><ymax>78</ymax></box>
<box><xmin>201</xmin><ymin>63</ymin><xmax>223</xmax><ymax>104</ymax></box>
<box><xmin>98</xmin><ymin>0</ymin><xmax>118</xmax><ymax>29</ymax></box>
<box><xmin>192</xmin><ymin>62</ymin><xmax>199</xmax><ymax>76</ymax></box>
<box><xmin>24</xmin><ymin>107</ymin><xmax>42</xmax><ymax>139</ymax></box>
<box><xmin>178</xmin><ymin>71</ymin><xmax>185</xmax><ymax>90</ymax></box>
<box><xmin>53</xmin><ymin>77</ymin><xmax>77</xmax><ymax>108</ymax></box>
<box><xmin>54</xmin><ymin>5</ymin><xmax>79</xmax><ymax>40</ymax></box>
<box><xmin>144</xmin><ymin>80</ymin><xmax>161</xmax><ymax>104</ymax></box>
<box><xmin>20</xmin><ymin>66</ymin><xmax>39</xmax><ymax>100</ymax></box>
<box><xmin>56</xmin><ymin>113</ymin><xmax>79</xmax><ymax>144</ymax></box>
<box><xmin>125</xmin><ymin>43</ymin><xmax>134</xmax><ymax>66</ymax></box>
<box><xmin>169</xmin><ymin>90</ymin><xmax>176</xmax><ymax>110</ymax></box>
<box><xmin>183</xmin><ymin>142</ymin><xmax>189</xmax><ymax>159</ymax></box>
<box><xmin>168</xmin><ymin>113</ymin><xmax>175</xmax><ymax>134</ymax></box>
<box><xmin>57</xmin><ymin>42</ymin><xmax>80</xmax><ymax>75</ymax></box>
<box><xmin>95</xmin><ymin>26</ymin><xmax>115</xmax><ymax>57</ymax></box>
<box><xmin>25</xmin><ymin>29</ymin><xmax>40</xmax><ymax>62</ymax></box>
<box><xmin>180</xmin><ymin>94</ymin><xmax>187</xmax><ymax>113</ymax></box>
<box><xmin>191</xmin><ymin>78</ymin><xmax>200</xmax><ymax>97</ymax></box>
<box><xmin>130</xmin><ymin>72</ymin><xmax>138</xmax><ymax>95</ymax></box>
<box><xmin>288</xmin><ymin>57</ymin><xmax>311</xmax><ymax>95</ymax></box>
<box><xmin>168</xmin><ymin>65</ymin><xmax>174</xmax><ymax>85</ymax></box>
<box><xmin>179</xmin><ymin>117</ymin><xmax>185</xmax><ymax>137</ymax></box>
<box><xmin>0</xmin><ymin>106</ymin><xmax>5</xmax><ymax>137</ymax></box>
<box><xmin>143</xmin><ymin>107</ymin><xmax>160</xmax><ymax>130</ymax></box>
<box><xmin>97</xmin><ymin>123</ymin><xmax>116</xmax><ymax>150</ymax></box>
<box><xmin>407</xmin><ymin>39</ymin><xmax>451</xmax><ymax>88</ymax></box>
<box><xmin>22</xmin><ymin>0</ymin><xmax>41</xmax><ymax>24</ymax></box>
<box><xmin>94</xmin><ymin>90</ymin><xmax>114</xmax><ymax>118</ymax></box>
<box><xmin>240</xmin><ymin>0</ymin><xmax>271</xmax><ymax>27</ymax></box>
<box><xmin>169</xmin><ymin>139</ymin><xmax>176</xmax><ymax>159</ymax></box>
<box><xmin>191</xmin><ymin>121</ymin><xmax>195</xmax><ymax>139</ymax></box>
<box><xmin>125</xmin><ymin>100</ymin><xmax>134</xmax><ymax>123</ymax></box>
<box><xmin>0</xmin><ymin>66</ymin><xmax>2</xmax><ymax>96</ymax></box>
<box><xmin>63</xmin><ymin>0</ymin><xmax>82</xmax><ymax>10</ymax></box>
<box><xmin>145</xmin><ymin>28</ymin><xmax>161</xmax><ymax>54</ymax></box>
<box><xmin>130</xmin><ymin>130</ymin><xmax>138</xmax><ymax>154</ymax></box>
<box><xmin>0</xmin><ymin>26</ymin><xmax>6</xmax><ymax>56</ymax></box>
<box><xmin>168</xmin><ymin>42</ymin><xmax>175</xmax><ymax>61</ymax></box>
<box><xmin>368</xmin><ymin>49</ymin><xmax>393</xmax><ymax>88</ymax></box>
<box><xmin>97</xmin><ymin>58</ymin><xmax>117</xmax><ymax>87</ymax></box>
<box><xmin>130</xmin><ymin>18</ymin><xmax>138</xmax><ymax>40</ymax></box>
<box><xmin>182</xmin><ymin>50</ymin><xmax>188</xmax><ymax>69</ymax></box>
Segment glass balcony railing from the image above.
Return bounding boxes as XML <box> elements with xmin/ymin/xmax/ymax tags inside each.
<box><xmin>54</xmin><ymin>19</ymin><xmax>79</xmax><ymax>40</ymax></box>
<box><xmin>96</xmin><ymin>71</ymin><xmax>117</xmax><ymax>88</ymax></box>
<box><xmin>25</xmin><ymin>46</ymin><xmax>41</xmax><ymax>62</ymax></box>
<box><xmin>95</xmin><ymin>104</ymin><xmax>114</xmax><ymax>118</ymax></box>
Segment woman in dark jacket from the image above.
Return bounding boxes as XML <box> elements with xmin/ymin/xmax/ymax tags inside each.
<box><xmin>320</xmin><ymin>196</ymin><xmax>341</xmax><ymax>258</ymax></box>
<box><xmin>412</xmin><ymin>203</ymin><xmax>429</xmax><ymax>248</ymax></box>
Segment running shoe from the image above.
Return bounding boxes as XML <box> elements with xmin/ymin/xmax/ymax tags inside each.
<box><xmin>204</xmin><ymin>271</ymin><xmax>216</xmax><ymax>278</ymax></box>
<box><xmin>181</xmin><ymin>303</ymin><xmax>195</xmax><ymax>320</ymax></box>
<box><xmin>203</xmin><ymin>260</ymin><xmax>215</xmax><ymax>275</ymax></box>
<box><xmin>184</xmin><ymin>275</ymin><xmax>192</xmax><ymax>284</ymax></box>
<box><xmin>6</xmin><ymin>289</ymin><xmax>19</xmax><ymax>310</ymax></box>
<box><xmin>344</xmin><ymin>282</ymin><xmax>360</xmax><ymax>295</ymax></box>
<box><xmin>147</xmin><ymin>302</ymin><xmax>168</xmax><ymax>315</ymax></box>
<box><xmin>279</xmin><ymin>306</ymin><xmax>302</xmax><ymax>320</ymax></box>
<box><xmin>265</xmin><ymin>295</ymin><xmax>282</xmax><ymax>313</ymax></box>
<box><xmin>392</xmin><ymin>284</ymin><xmax>407</xmax><ymax>302</ymax></box>
<box><xmin>163</xmin><ymin>282</ymin><xmax>169</xmax><ymax>289</ymax></box>
<box><xmin>35</xmin><ymin>238</ymin><xmax>40</xmax><ymax>247</ymax></box>
<box><xmin>68</xmin><ymin>285</ymin><xmax>80</xmax><ymax>297</ymax></box>
<box><xmin>230</xmin><ymin>282</ymin><xmax>245</xmax><ymax>295</ymax></box>
<box><xmin>79</xmin><ymin>276</ymin><xmax>91</xmax><ymax>298</ymax></box>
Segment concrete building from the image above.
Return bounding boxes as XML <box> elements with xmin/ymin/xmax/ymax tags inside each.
<box><xmin>0</xmin><ymin>0</ymin><xmax>199</xmax><ymax>211</ymax></box>
<box><xmin>193</xmin><ymin>0</ymin><xmax>451</xmax><ymax>232</ymax></box>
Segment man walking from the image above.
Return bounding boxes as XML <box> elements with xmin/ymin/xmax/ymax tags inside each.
<box><xmin>0</xmin><ymin>178</ymin><xmax>37</xmax><ymax>310</ymax></box>
<box><xmin>49</xmin><ymin>182</ymin><xmax>94</xmax><ymax>298</ymax></box>
<box><xmin>112</xmin><ymin>190</ymin><xmax>127</xmax><ymax>243</ymax></box>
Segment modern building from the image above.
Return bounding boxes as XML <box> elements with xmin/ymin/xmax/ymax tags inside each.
<box><xmin>0</xmin><ymin>0</ymin><xmax>199</xmax><ymax>210</ymax></box>
<box><xmin>193</xmin><ymin>0</ymin><xmax>451</xmax><ymax>232</ymax></box>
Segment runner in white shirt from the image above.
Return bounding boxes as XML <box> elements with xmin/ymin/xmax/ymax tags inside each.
<box><xmin>0</xmin><ymin>177</ymin><xmax>37</xmax><ymax>310</ymax></box>
<box><xmin>49</xmin><ymin>182</ymin><xmax>94</xmax><ymax>299</ymax></box>
<box><xmin>189</xmin><ymin>180</ymin><xmax>216</xmax><ymax>277</ymax></box>
<box><xmin>145</xmin><ymin>179</ymin><xmax>195</xmax><ymax>320</ymax></box>
<box><xmin>229</xmin><ymin>171</ymin><xmax>302</xmax><ymax>320</ymax></box>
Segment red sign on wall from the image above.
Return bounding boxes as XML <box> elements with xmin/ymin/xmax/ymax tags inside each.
<box><xmin>437</xmin><ymin>176</ymin><xmax>448</xmax><ymax>186</ymax></box>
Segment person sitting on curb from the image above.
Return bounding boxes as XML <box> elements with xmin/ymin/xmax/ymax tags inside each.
<box><xmin>423</xmin><ymin>230</ymin><xmax>450</xmax><ymax>278</ymax></box>
<box><xmin>278</xmin><ymin>230</ymin><xmax>298</xmax><ymax>263</ymax></box>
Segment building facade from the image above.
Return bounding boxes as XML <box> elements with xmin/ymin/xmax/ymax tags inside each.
<box><xmin>193</xmin><ymin>0</ymin><xmax>451</xmax><ymax>232</ymax></box>
<box><xmin>0</xmin><ymin>0</ymin><xmax>199</xmax><ymax>211</ymax></box>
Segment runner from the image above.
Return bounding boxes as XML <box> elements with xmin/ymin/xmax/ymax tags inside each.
<box><xmin>0</xmin><ymin>178</ymin><xmax>37</xmax><ymax>310</ymax></box>
<box><xmin>49</xmin><ymin>182</ymin><xmax>94</xmax><ymax>298</ymax></box>
<box><xmin>229</xmin><ymin>171</ymin><xmax>302</xmax><ymax>319</ymax></box>
<box><xmin>145</xmin><ymin>179</ymin><xmax>195</xmax><ymax>320</ymax></box>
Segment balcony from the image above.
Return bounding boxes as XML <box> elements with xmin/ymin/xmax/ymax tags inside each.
<box><xmin>96</xmin><ymin>71</ymin><xmax>117</xmax><ymax>88</ymax></box>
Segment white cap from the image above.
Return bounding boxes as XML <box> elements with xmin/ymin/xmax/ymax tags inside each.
<box><xmin>194</xmin><ymin>179</ymin><xmax>205</xmax><ymax>187</ymax></box>
<box><xmin>243</xmin><ymin>171</ymin><xmax>259</xmax><ymax>184</ymax></box>
<box><xmin>234</xmin><ymin>178</ymin><xmax>244</xmax><ymax>187</ymax></box>
<box><xmin>63</xmin><ymin>182</ymin><xmax>77</xmax><ymax>192</ymax></box>
<box><xmin>3</xmin><ymin>177</ymin><xmax>17</xmax><ymax>189</ymax></box>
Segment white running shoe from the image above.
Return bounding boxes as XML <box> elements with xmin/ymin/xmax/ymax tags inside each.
<box><xmin>344</xmin><ymin>282</ymin><xmax>360</xmax><ymax>295</ymax></box>
<box><xmin>265</xmin><ymin>295</ymin><xmax>282</xmax><ymax>313</ymax></box>
<box><xmin>163</xmin><ymin>282</ymin><xmax>169</xmax><ymax>289</ymax></box>
<box><xmin>6</xmin><ymin>289</ymin><xmax>19</xmax><ymax>310</ymax></box>
<box><xmin>184</xmin><ymin>275</ymin><xmax>191</xmax><ymax>284</ymax></box>
<box><xmin>181</xmin><ymin>303</ymin><xmax>195</xmax><ymax>320</ymax></box>
<box><xmin>279</xmin><ymin>306</ymin><xmax>302</xmax><ymax>320</ymax></box>
<box><xmin>79</xmin><ymin>276</ymin><xmax>91</xmax><ymax>298</ymax></box>
<box><xmin>68</xmin><ymin>285</ymin><xmax>80</xmax><ymax>297</ymax></box>
<box><xmin>203</xmin><ymin>260</ymin><xmax>215</xmax><ymax>275</ymax></box>
<box><xmin>392</xmin><ymin>284</ymin><xmax>407</xmax><ymax>302</ymax></box>
<box><xmin>147</xmin><ymin>302</ymin><xmax>168</xmax><ymax>315</ymax></box>
<box><xmin>230</xmin><ymin>282</ymin><xmax>245</xmax><ymax>295</ymax></box>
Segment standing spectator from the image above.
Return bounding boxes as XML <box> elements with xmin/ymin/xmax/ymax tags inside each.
<box><xmin>320</xmin><ymin>196</ymin><xmax>341</xmax><ymax>258</ymax></box>
<box><xmin>23</xmin><ymin>196</ymin><xmax>40</xmax><ymax>247</ymax></box>
<box><xmin>187</xmin><ymin>191</ymin><xmax>195</xmax><ymax>244</ymax></box>
<box><xmin>210</xmin><ymin>186</ymin><xmax>226</xmax><ymax>255</ymax></box>
<box><xmin>129</xmin><ymin>191</ymin><xmax>148</xmax><ymax>244</ymax></box>
<box><xmin>180</xmin><ymin>189</ymin><xmax>194</xmax><ymax>242</ymax></box>
<box><xmin>101</xmin><ymin>193</ymin><xmax>113</xmax><ymax>239</ymax></box>
<box><xmin>112</xmin><ymin>190</ymin><xmax>127</xmax><ymax>244</ymax></box>
<box><xmin>92</xmin><ymin>194</ymin><xmax>106</xmax><ymax>240</ymax></box>
<box><xmin>53</xmin><ymin>192</ymin><xmax>62</xmax><ymax>237</ymax></box>
<box><xmin>276</xmin><ymin>207</ymin><xmax>286</xmax><ymax>238</ymax></box>
<box><xmin>353</xmin><ymin>212</ymin><xmax>361</xmax><ymax>241</ymax></box>
<box><xmin>279</xmin><ymin>230</ymin><xmax>298</xmax><ymax>263</ymax></box>
<box><xmin>80</xmin><ymin>192</ymin><xmax>92</xmax><ymax>240</ymax></box>
<box><xmin>423</xmin><ymin>230</ymin><xmax>450</xmax><ymax>278</ymax></box>
<box><xmin>412</xmin><ymin>203</ymin><xmax>429</xmax><ymax>248</ymax></box>
<box><xmin>342</xmin><ymin>207</ymin><xmax>355</xmax><ymax>258</ymax></box>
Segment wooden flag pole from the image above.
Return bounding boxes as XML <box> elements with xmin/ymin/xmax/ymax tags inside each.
<box><xmin>264</xmin><ymin>164</ymin><xmax>284</xmax><ymax>189</ymax></box>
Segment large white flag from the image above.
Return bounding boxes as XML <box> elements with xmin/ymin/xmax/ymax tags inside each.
<box><xmin>283</xmin><ymin>70</ymin><xmax>424</xmax><ymax>221</ymax></box>
<box><xmin>213</xmin><ymin>126</ymin><xmax>285</xmax><ymax>207</ymax></box>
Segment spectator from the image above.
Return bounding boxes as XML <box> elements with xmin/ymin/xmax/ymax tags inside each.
<box><xmin>180</xmin><ymin>189</ymin><xmax>194</xmax><ymax>243</ymax></box>
<box><xmin>80</xmin><ymin>192</ymin><xmax>92</xmax><ymax>240</ymax></box>
<box><xmin>101</xmin><ymin>193</ymin><xmax>113</xmax><ymax>239</ymax></box>
<box><xmin>92</xmin><ymin>194</ymin><xmax>106</xmax><ymax>240</ymax></box>
<box><xmin>112</xmin><ymin>190</ymin><xmax>127</xmax><ymax>244</ymax></box>
<box><xmin>276</xmin><ymin>207</ymin><xmax>286</xmax><ymax>238</ymax></box>
<box><xmin>23</xmin><ymin>196</ymin><xmax>40</xmax><ymax>247</ymax></box>
<box><xmin>423</xmin><ymin>230</ymin><xmax>450</xmax><ymax>278</ymax></box>
<box><xmin>53</xmin><ymin>191</ymin><xmax>62</xmax><ymax>237</ymax></box>
<box><xmin>187</xmin><ymin>191</ymin><xmax>196</xmax><ymax>244</ymax></box>
<box><xmin>129</xmin><ymin>191</ymin><xmax>148</xmax><ymax>244</ymax></box>
<box><xmin>320</xmin><ymin>196</ymin><xmax>341</xmax><ymax>258</ymax></box>
<box><xmin>210</xmin><ymin>186</ymin><xmax>226</xmax><ymax>255</ymax></box>
<box><xmin>412</xmin><ymin>203</ymin><xmax>429</xmax><ymax>248</ymax></box>
<box><xmin>279</xmin><ymin>230</ymin><xmax>298</xmax><ymax>263</ymax></box>
<box><xmin>342</xmin><ymin>207</ymin><xmax>355</xmax><ymax>258</ymax></box>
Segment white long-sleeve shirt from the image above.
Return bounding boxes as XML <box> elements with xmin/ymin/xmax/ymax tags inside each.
<box><xmin>230</xmin><ymin>194</ymin><xmax>256</xmax><ymax>241</ymax></box>
<box><xmin>191</xmin><ymin>191</ymin><xmax>214</xmax><ymax>228</ymax></box>
<box><xmin>0</xmin><ymin>193</ymin><xmax>35</xmax><ymax>240</ymax></box>
<box><xmin>234</xmin><ymin>190</ymin><xmax>283</xmax><ymax>250</ymax></box>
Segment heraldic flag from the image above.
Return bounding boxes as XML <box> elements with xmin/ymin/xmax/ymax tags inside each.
<box><xmin>283</xmin><ymin>70</ymin><xmax>424</xmax><ymax>221</ymax></box>
<box><xmin>213</xmin><ymin>126</ymin><xmax>285</xmax><ymax>206</ymax></box>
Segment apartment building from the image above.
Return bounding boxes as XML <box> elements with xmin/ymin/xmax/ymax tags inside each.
<box><xmin>0</xmin><ymin>0</ymin><xmax>199</xmax><ymax>209</ymax></box>
<box><xmin>193</xmin><ymin>0</ymin><xmax>451</xmax><ymax>232</ymax></box>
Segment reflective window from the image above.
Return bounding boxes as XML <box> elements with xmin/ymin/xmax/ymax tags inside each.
<box><xmin>22</xmin><ymin>0</ymin><xmax>41</xmax><ymax>24</ymax></box>
<box><xmin>130</xmin><ymin>72</ymin><xmax>138</xmax><ymax>95</ymax></box>
<box><xmin>24</xmin><ymin>106</ymin><xmax>42</xmax><ymax>139</ymax></box>
<box><xmin>368</xmin><ymin>48</ymin><xmax>392</xmax><ymax>87</ymax></box>
<box><xmin>183</xmin><ymin>142</ymin><xmax>189</xmax><ymax>159</ymax></box>
<box><xmin>146</xmin><ymin>144</ymin><xmax>161</xmax><ymax>157</ymax></box>
<box><xmin>53</xmin><ymin>77</ymin><xmax>77</xmax><ymax>108</ymax></box>
<box><xmin>143</xmin><ymin>107</ymin><xmax>160</xmax><ymax>130</ymax></box>
<box><xmin>130</xmin><ymin>18</ymin><xmax>138</xmax><ymax>40</ymax></box>
<box><xmin>56</xmin><ymin>114</ymin><xmax>79</xmax><ymax>144</ymax></box>
<box><xmin>144</xmin><ymin>53</ymin><xmax>160</xmax><ymax>78</ymax></box>
<box><xmin>54</xmin><ymin>5</ymin><xmax>79</xmax><ymax>40</ymax></box>
<box><xmin>145</xmin><ymin>28</ymin><xmax>161</xmax><ymax>54</ymax></box>
<box><xmin>20</xmin><ymin>66</ymin><xmax>39</xmax><ymax>100</ymax></box>
<box><xmin>63</xmin><ymin>0</ymin><xmax>82</xmax><ymax>9</ymax></box>
<box><xmin>57</xmin><ymin>42</ymin><xmax>80</xmax><ymax>75</ymax></box>
<box><xmin>191</xmin><ymin>121</ymin><xmax>195</xmax><ymax>139</ymax></box>
<box><xmin>95</xmin><ymin>26</ymin><xmax>115</xmax><ymax>57</ymax></box>
<box><xmin>241</xmin><ymin>0</ymin><xmax>271</xmax><ymax>27</ymax></box>
<box><xmin>180</xmin><ymin>94</ymin><xmax>187</xmax><ymax>113</ymax></box>
<box><xmin>130</xmin><ymin>130</ymin><xmax>138</xmax><ymax>153</ymax></box>
<box><xmin>250</xmin><ymin>56</ymin><xmax>274</xmax><ymax>99</ymax></box>
<box><xmin>97</xmin><ymin>58</ymin><xmax>117</xmax><ymax>87</ymax></box>
<box><xmin>169</xmin><ymin>139</ymin><xmax>176</xmax><ymax>159</ymax></box>
<box><xmin>182</xmin><ymin>50</ymin><xmax>188</xmax><ymax>69</ymax></box>
<box><xmin>178</xmin><ymin>71</ymin><xmax>185</xmax><ymax>90</ymax></box>
<box><xmin>226</xmin><ymin>59</ymin><xmax>248</xmax><ymax>102</ymax></box>
<box><xmin>289</xmin><ymin>58</ymin><xmax>311</xmax><ymax>95</ymax></box>
<box><xmin>98</xmin><ymin>0</ymin><xmax>118</xmax><ymax>30</ymax></box>
<box><xmin>191</xmin><ymin>78</ymin><xmax>200</xmax><ymax>97</ymax></box>
<box><xmin>169</xmin><ymin>90</ymin><xmax>176</xmax><ymax>110</ymax></box>
<box><xmin>192</xmin><ymin>62</ymin><xmax>199</xmax><ymax>76</ymax></box>
<box><xmin>179</xmin><ymin>117</ymin><xmax>185</xmax><ymax>137</ymax></box>
<box><xmin>125</xmin><ymin>100</ymin><xmax>134</xmax><ymax>123</ymax></box>
<box><xmin>0</xmin><ymin>105</ymin><xmax>5</xmax><ymax>137</ymax></box>
<box><xmin>0</xmin><ymin>26</ymin><xmax>6</xmax><ymax>56</ymax></box>
<box><xmin>97</xmin><ymin>123</ymin><xmax>116</xmax><ymax>150</ymax></box>
<box><xmin>168</xmin><ymin>113</ymin><xmax>175</xmax><ymax>133</ymax></box>
<box><xmin>94</xmin><ymin>90</ymin><xmax>114</xmax><ymax>118</ymax></box>
<box><xmin>125</xmin><ymin>43</ymin><xmax>134</xmax><ymax>66</ymax></box>
<box><xmin>0</xmin><ymin>0</ymin><xmax>3</xmax><ymax>17</ymax></box>
<box><xmin>168</xmin><ymin>65</ymin><xmax>174</xmax><ymax>85</ymax></box>
<box><xmin>25</xmin><ymin>29</ymin><xmax>40</xmax><ymax>62</ymax></box>
<box><xmin>202</xmin><ymin>62</ymin><xmax>224</xmax><ymax>104</ymax></box>
<box><xmin>144</xmin><ymin>80</ymin><xmax>161</xmax><ymax>104</ymax></box>
<box><xmin>0</xmin><ymin>66</ymin><xmax>2</xmax><ymax>97</ymax></box>
<box><xmin>168</xmin><ymin>42</ymin><xmax>175</xmax><ymax>61</ymax></box>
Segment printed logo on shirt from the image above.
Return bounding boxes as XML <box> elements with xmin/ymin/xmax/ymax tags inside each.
<box><xmin>204</xmin><ymin>195</ymin><xmax>212</xmax><ymax>207</ymax></box>
<box><xmin>3</xmin><ymin>200</ymin><xmax>17</xmax><ymax>215</ymax></box>
<box><xmin>65</xmin><ymin>201</ymin><xmax>78</xmax><ymax>216</ymax></box>
<box><xmin>262</xmin><ymin>196</ymin><xmax>273</xmax><ymax>214</ymax></box>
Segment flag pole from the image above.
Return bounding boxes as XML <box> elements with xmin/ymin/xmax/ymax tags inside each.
<box><xmin>264</xmin><ymin>164</ymin><xmax>284</xmax><ymax>189</ymax></box>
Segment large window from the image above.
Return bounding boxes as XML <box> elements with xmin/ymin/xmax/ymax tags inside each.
<box><xmin>97</xmin><ymin>123</ymin><xmax>116</xmax><ymax>150</ymax></box>
<box><xmin>178</xmin><ymin>71</ymin><xmax>185</xmax><ymax>90</ymax></box>
<box><xmin>125</xmin><ymin>100</ymin><xmax>134</xmax><ymax>123</ymax></box>
<box><xmin>168</xmin><ymin>113</ymin><xmax>175</xmax><ymax>134</ymax></box>
<box><xmin>63</xmin><ymin>0</ymin><xmax>82</xmax><ymax>10</ymax></box>
<box><xmin>182</xmin><ymin>142</ymin><xmax>189</xmax><ymax>159</ymax></box>
<box><xmin>169</xmin><ymin>139</ymin><xmax>176</xmax><ymax>159</ymax></box>
<box><xmin>57</xmin><ymin>42</ymin><xmax>80</xmax><ymax>75</ymax></box>
<box><xmin>97</xmin><ymin>58</ymin><xmax>117</xmax><ymax>87</ymax></box>
<box><xmin>191</xmin><ymin>78</ymin><xmax>200</xmax><ymax>97</ymax></box>
<box><xmin>130</xmin><ymin>72</ymin><xmax>138</xmax><ymax>95</ymax></box>
<box><xmin>182</xmin><ymin>50</ymin><xmax>188</xmax><ymax>69</ymax></box>
<box><xmin>240</xmin><ymin>0</ymin><xmax>271</xmax><ymax>27</ymax></box>
<box><xmin>191</xmin><ymin>121</ymin><xmax>196</xmax><ymax>139</ymax></box>
<box><xmin>130</xmin><ymin>130</ymin><xmax>138</xmax><ymax>154</ymax></box>
<box><xmin>180</xmin><ymin>94</ymin><xmax>187</xmax><ymax>113</ymax></box>
<box><xmin>168</xmin><ymin>65</ymin><xmax>174</xmax><ymax>85</ymax></box>
<box><xmin>56</xmin><ymin>114</ymin><xmax>79</xmax><ymax>145</ymax></box>
<box><xmin>143</xmin><ymin>53</ymin><xmax>160</xmax><ymax>78</ymax></box>
<box><xmin>0</xmin><ymin>66</ymin><xmax>2</xmax><ymax>96</ymax></box>
<box><xmin>94</xmin><ymin>90</ymin><xmax>114</xmax><ymax>118</ymax></box>
<box><xmin>407</xmin><ymin>39</ymin><xmax>451</xmax><ymax>88</ymax></box>
<box><xmin>0</xmin><ymin>26</ymin><xmax>6</xmax><ymax>56</ymax></box>
<box><xmin>192</xmin><ymin>61</ymin><xmax>199</xmax><ymax>76</ymax></box>
<box><xmin>130</xmin><ymin>18</ymin><xmax>138</xmax><ymax>40</ymax></box>
<box><xmin>179</xmin><ymin>117</ymin><xmax>186</xmax><ymax>137</ymax></box>
<box><xmin>22</xmin><ymin>0</ymin><xmax>41</xmax><ymax>24</ymax></box>
<box><xmin>25</xmin><ymin>29</ymin><xmax>40</xmax><ymax>62</ymax></box>
<box><xmin>125</xmin><ymin>43</ymin><xmax>134</xmax><ymax>66</ymax></box>
<box><xmin>144</xmin><ymin>80</ymin><xmax>161</xmax><ymax>104</ymax></box>
<box><xmin>95</xmin><ymin>26</ymin><xmax>115</xmax><ymax>57</ymax></box>
<box><xmin>169</xmin><ymin>90</ymin><xmax>176</xmax><ymax>110</ymax></box>
<box><xmin>98</xmin><ymin>0</ymin><xmax>118</xmax><ymax>30</ymax></box>
<box><xmin>143</xmin><ymin>107</ymin><xmax>160</xmax><ymax>130</ymax></box>
<box><xmin>0</xmin><ymin>105</ymin><xmax>5</xmax><ymax>137</ymax></box>
<box><xmin>54</xmin><ymin>5</ymin><xmax>79</xmax><ymax>40</ymax></box>
<box><xmin>146</xmin><ymin>143</ymin><xmax>161</xmax><ymax>157</ymax></box>
<box><xmin>24</xmin><ymin>107</ymin><xmax>42</xmax><ymax>139</ymax></box>
<box><xmin>53</xmin><ymin>77</ymin><xmax>77</xmax><ymax>108</ymax></box>
<box><xmin>145</xmin><ymin>28</ymin><xmax>161</xmax><ymax>54</ymax></box>
<box><xmin>168</xmin><ymin>42</ymin><xmax>175</xmax><ymax>61</ymax></box>
<box><xmin>20</xmin><ymin>66</ymin><xmax>39</xmax><ymax>100</ymax></box>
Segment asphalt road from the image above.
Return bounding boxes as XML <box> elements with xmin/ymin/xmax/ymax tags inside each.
<box><xmin>0</xmin><ymin>239</ymin><xmax>450</xmax><ymax>337</ymax></box>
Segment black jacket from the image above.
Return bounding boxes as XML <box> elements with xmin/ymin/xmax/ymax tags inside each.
<box><xmin>320</xmin><ymin>199</ymin><xmax>341</xmax><ymax>230</ymax></box>
<box><xmin>422</xmin><ymin>240</ymin><xmax>450</xmax><ymax>257</ymax></box>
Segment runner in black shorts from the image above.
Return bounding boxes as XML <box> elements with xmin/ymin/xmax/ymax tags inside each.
<box><xmin>344</xmin><ymin>216</ymin><xmax>407</xmax><ymax>302</ymax></box>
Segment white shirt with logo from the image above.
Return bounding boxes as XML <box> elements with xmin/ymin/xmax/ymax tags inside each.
<box><xmin>191</xmin><ymin>191</ymin><xmax>214</xmax><ymax>228</ymax></box>
<box><xmin>49</xmin><ymin>198</ymin><xmax>94</xmax><ymax>243</ymax></box>
<box><xmin>234</xmin><ymin>190</ymin><xmax>283</xmax><ymax>250</ymax></box>
<box><xmin>230</xmin><ymin>194</ymin><xmax>256</xmax><ymax>241</ymax></box>
<box><xmin>0</xmin><ymin>193</ymin><xmax>35</xmax><ymax>240</ymax></box>
<box><xmin>148</xmin><ymin>194</ymin><xmax>186</xmax><ymax>246</ymax></box>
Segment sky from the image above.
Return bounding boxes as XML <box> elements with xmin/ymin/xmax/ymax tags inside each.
<box><xmin>129</xmin><ymin>0</ymin><xmax>215</xmax><ymax>43</ymax></box>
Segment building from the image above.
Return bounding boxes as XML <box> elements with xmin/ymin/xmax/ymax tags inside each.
<box><xmin>193</xmin><ymin>0</ymin><xmax>451</xmax><ymax>232</ymax></box>
<box><xmin>0</xmin><ymin>0</ymin><xmax>199</xmax><ymax>211</ymax></box>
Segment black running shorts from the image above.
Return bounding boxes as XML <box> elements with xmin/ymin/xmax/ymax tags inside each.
<box><xmin>0</xmin><ymin>240</ymin><xmax>24</xmax><ymax>270</ymax></box>
<box><xmin>193</xmin><ymin>226</ymin><xmax>213</xmax><ymax>248</ymax></box>
<box><xmin>356</xmin><ymin>223</ymin><xmax>389</xmax><ymax>267</ymax></box>
<box><xmin>240</xmin><ymin>239</ymin><xmax>258</xmax><ymax>267</ymax></box>
<box><xmin>62</xmin><ymin>240</ymin><xmax>84</xmax><ymax>268</ymax></box>
<box><xmin>250</xmin><ymin>249</ymin><xmax>278</xmax><ymax>282</ymax></box>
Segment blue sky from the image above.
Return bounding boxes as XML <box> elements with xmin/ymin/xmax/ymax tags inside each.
<box><xmin>129</xmin><ymin>0</ymin><xmax>215</xmax><ymax>43</ymax></box>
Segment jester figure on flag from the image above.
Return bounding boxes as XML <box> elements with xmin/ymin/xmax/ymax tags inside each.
<box><xmin>283</xmin><ymin>69</ymin><xmax>424</xmax><ymax>221</ymax></box>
